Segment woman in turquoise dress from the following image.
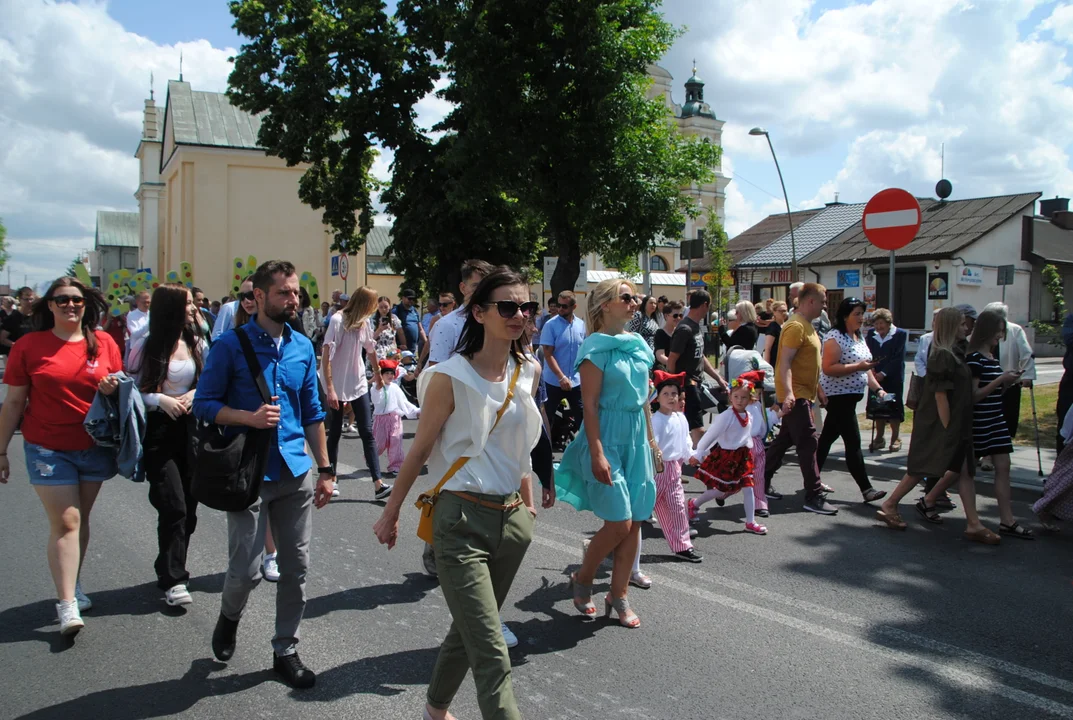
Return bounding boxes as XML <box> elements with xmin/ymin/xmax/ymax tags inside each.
<box><xmin>557</xmin><ymin>278</ymin><xmax>658</xmax><ymax>629</ymax></box>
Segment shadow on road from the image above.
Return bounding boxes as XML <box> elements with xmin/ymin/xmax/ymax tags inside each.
<box><xmin>304</xmin><ymin>572</ymin><xmax>438</xmax><ymax>619</ymax></box>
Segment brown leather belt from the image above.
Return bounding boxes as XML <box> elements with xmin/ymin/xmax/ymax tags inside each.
<box><xmin>448</xmin><ymin>491</ymin><xmax>524</xmax><ymax>512</ymax></box>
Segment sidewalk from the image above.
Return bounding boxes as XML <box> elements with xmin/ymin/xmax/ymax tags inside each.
<box><xmin>810</xmin><ymin>438</ymin><xmax>1054</xmax><ymax>491</ymax></box>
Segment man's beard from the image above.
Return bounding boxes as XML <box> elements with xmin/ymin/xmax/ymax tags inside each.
<box><xmin>266</xmin><ymin>303</ymin><xmax>297</xmax><ymax>324</ymax></box>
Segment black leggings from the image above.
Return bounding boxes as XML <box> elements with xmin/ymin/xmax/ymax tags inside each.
<box><xmin>143</xmin><ymin>412</ymin><xmax>198</xmax><ymax>590</ymax></box>
<box><xmin>326</xmin><ymin>392</ymin><xmax>381</xmax><ymax>481</ymax></box>
<box><xmin>816</xmin><ymin>393</ymin><xmax>874</xmax><ymax>493</ymax></box>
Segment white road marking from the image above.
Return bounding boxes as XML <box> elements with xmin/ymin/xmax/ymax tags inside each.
<box><xmin>531</xmin><ymin>528</ymin><xmax>1073</xmax><ymax>718</ymax></box>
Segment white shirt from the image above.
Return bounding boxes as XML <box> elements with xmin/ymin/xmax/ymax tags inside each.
<box><xmin>428</xmin><ymin>306</ymin><xmax>467</xmax><ymax>364</ymax></box>
<box><xmin>126</xmin><ymin>308</ymin><xmax>148</xmax><ymax>337</ymax></box>
<box><xmin>127</xmin><ymin>335</ymin><xmax>205</xmax><ymax>408</ymax></box>
<box><xmin>915</xmin><ymin>332</ymin><xmax>933</xmax><ymax>377</ymax></box>
<box><xmin>872</xmin><ymin>324</ymin><xmax>900</xmax><ymax>346</ymax></box>
<box><xmin>418</xmin><ymin>354</ymin><xmax>540</xmax><ymax>495</ymax></box>
<box><xmin>211</xmin><ymin>301</ymin><xmax>238</xmax><ymax>342</ymax></box>
<box><xmin>321</xmin><ymin>312</ymin><xmax>376</xmax><ymax>401</ymax></box>
<box><xmin>747</xmin><ymin>403</ymin><xmax>780</xmax><ymax>439</ymax></box>
<box><xmin>693</xmin><ymin>406</ymin><xmax>754</xmax><ymax>461</ymax></box>
<box><xmin>652</xmin><ymin>410</ymin><xmax>692</xmax><ymax>462</ymax></box>
<box><xmin>820</xmin><ymin>329</ymin><xmax>872</xmax><ymax>397</ymax></box>
<box><xmin>372</xmin><ymin>382</ymin><xmax>421</xmax><ymax>419</ymax></box>
<box><xmin>997</xmin><ymin>321</ymin><xmax>1036</xmax><ymax>381</ymax></box>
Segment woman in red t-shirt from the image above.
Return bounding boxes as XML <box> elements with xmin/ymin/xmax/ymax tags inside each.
<box><xmin>0</xmin><ymin>277</ymin><xmax>122</xmax><ymax>637</ymax></box>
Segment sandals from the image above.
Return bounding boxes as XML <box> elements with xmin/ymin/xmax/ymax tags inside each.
<box><xmin>862</xmin><ymin>488</ymin><xmax>887</xmax><ymax>504</ymax></box>
<box><xmin>569</xmin><ymin>572</ymin><xmax>596</xmax><ymax>616</ymax></box>
<box><xmin>604</xmin><ymin>594</ymin><xmax>641</xmax><ymax>628</ymax></box>
<box><xmin>875</xmin><ymin>509</ymin><xmax>908</xmax><ymax>530</ymax></box>
<box><xmin>819</xmin><ymin>482</ymin><xmax>835</xmax><ymax>494</ymax></box>
<box><xmin>914</xmin><ymin>498</ymin><xmax>943</xmax><ymax>525</ymax></box>
<box><xmin>999</xmin><ymin>522</ymin><xmax>1035</xmax><ymax>540</ymax></box>
<box><xmin>629</xmin><ymin>570</ymin><xmax>653</xmax><ymax>589</ymax></box>
<box><xmin>964</xmin><ymin>527</ymin><xmax>1001</xmax><ymax>545</ymax></box>
<box><xmin>869</xmin><ymin>437</ymin><xmax>886</xmax><ymax>453</ymax></box>
<box><xmin>889</xmin><ymin>439</ymin><xmax>902</xmax><ymax>452</ymax></box>
<box><xmin>1035</xmin><ymin>510</ymin><xmax>1061</xmax><ymax>533</ymax></box>
<box><xmin>933</xmin><ymin>494</ymin><xmax>957</xmax><ymax>511</ymax></box>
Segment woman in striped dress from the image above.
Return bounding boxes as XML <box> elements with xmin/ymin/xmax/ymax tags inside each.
<box><xmin>966</xmin><ymin>309</ymin><xmax>1032</xmax><ymax>538</ymax></box>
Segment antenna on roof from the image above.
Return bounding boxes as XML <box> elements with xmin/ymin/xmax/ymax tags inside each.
<box><xmin>150</xmin><ymin>71</ymin><xmax>154</xmax><ymax>100</ymax></box>
<box><xmin>935</xmin><ymin>142</ymin><xmax>953</xmax><ymax>202</ymax></box>
<box><xmin>179</xmin><ymin>51</ymin><xmax>183</xmax><ymax>82</ymax></box>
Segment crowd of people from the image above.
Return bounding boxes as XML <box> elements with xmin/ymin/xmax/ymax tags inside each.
<box><xmin>1</xmin><ymin>259</ymin><xmax>1071</xmax><ymax>720</ymax></box>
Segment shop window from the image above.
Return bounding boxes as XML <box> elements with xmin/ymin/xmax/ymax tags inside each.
<box><xmin>650</xmin><ymin>255</ymin><xmax>668</xmax><ymax>272</ymax></box>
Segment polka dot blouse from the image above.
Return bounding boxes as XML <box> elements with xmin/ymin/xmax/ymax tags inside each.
<box><xmin>820</xmin><ymin>329</ymin><xmax>873</xmax><ymax>397</ymax></box>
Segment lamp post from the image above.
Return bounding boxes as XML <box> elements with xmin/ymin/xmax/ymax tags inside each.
<box><xmin>750</xmin><ymin>127</ymin><xmax>797</xmax><ymax>281</ymax></box>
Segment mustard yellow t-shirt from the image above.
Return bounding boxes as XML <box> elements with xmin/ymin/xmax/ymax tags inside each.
<box><xmin>775</xmin><ymin>314</ymin><xmax>821</xmax><ymax>402</ymax></box>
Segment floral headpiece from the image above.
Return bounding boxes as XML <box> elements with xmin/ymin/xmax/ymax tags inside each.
<box><xmin>731</xmin><ymin>370</ymin><xmax>766</xmax><ymax>390</ymax></box>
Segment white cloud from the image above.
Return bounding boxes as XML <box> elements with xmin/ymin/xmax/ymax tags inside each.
<box><xmin>1042</xmin><ymin>3</ymin><xmax>1073</xmax><ymax>44</ymax></box>
<box><xmin>0</xmin><ymin>0</ymin><xmax>235</xmax><ymax>284</ymax></box>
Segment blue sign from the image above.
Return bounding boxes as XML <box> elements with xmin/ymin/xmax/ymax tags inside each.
<box><xmin>837</xmin><ymin>270</ymin><xmax>860</xmax><ymax>289</ymax></box>
<box><xmin>331</xmin><ymin>255</ymin><xmax>339</xmax><ymax>277</ymax></box>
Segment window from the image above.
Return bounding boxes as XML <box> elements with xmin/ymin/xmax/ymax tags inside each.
<box><xmin>650</xmin><ymin>255</ymin><xmax>669</xmax><ymax>272</ymax></box>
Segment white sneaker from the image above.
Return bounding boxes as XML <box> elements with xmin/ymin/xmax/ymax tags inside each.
<box><xmin>74</xmin><ymin>580</ymin><xmax>92</xmax><ymax>612</ymax></box>
<box><xmin>165</xmin><ymin>583</ymin><xmax>193</xmax><ymax>606</ymax></box>
<box><xmin>263</xmin><ymin>553</ymin><xmax>280</xmax><ymax>583</ymax></box>
<box><xmin>500</xmin><ymin>620</ymin><xmax>519</xmax><ymax>648</ymax></box>
<box><xmin>331</xmin><ymin>482</ymin><xmax>340</xmax><ymax>498</ymax></box>
<box><xmin>56</xmin><ymin>599</ymin><xmax>83</xmax><ymax>636</ymax></box>
<box><xmin>340</xmin><ymin>422</ymin><xmax>353</xmax><ymax>434</ymax></box>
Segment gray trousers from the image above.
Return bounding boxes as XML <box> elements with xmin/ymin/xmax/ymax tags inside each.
<box><xmin>221</xmin><ymin>465</ymin><xmax>313</xmax><ymax>656</ymax></box>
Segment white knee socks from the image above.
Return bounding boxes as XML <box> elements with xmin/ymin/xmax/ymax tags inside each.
<box><xmin>694</xmin><ymin>488</ymin><xmax>725</xmax><ymax>508</ymax></box>
<box><xmin>743</xmin><ymin>486</ymin><xmax>756</xmax><ymax>524</ymax></box>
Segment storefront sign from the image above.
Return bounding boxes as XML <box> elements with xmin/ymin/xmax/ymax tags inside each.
<box><xmin>863</xmin><ymin>286</ymin><xmax>876</xmax><ymax>310</ymax></box>
<box><xmin>836</xmin><ymin>270</ymin><xmax>860</xmax><ymax>288</ymax></box>
<box><xmin>928</xmin><ymin>272</ymin><xmax>949</xmax><ymax>299</ymax></box>
<box><xmin>760</xmin><ymin>269</ymin><xmax>795</xmax><ymax>284</ymax></box>
<box><xmin>956</xmin><ymin>266</ymin><xmax>983</xmax><ymax>286</ymax></box>
<box><xmin>738</xmin><ymin>282</ymin><xmax>752</xmax><ymax>301</ymax></box>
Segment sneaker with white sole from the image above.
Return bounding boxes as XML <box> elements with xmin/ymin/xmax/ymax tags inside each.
<box><xmin>56</xmin><ymin>599</ymin><xmax>83</xmax><ymax>636</ymax></box>
<box><xmin>263</xmin><ymin>553</ymin><xmax>280</xmax><ymax>583</ymax></box>
<box><xmin>74</xmin><ymin>580</ymin><xmax>92</xmax><ymax>612</ymax></box>
<box><xmin>331</xmin><ymin>482</ymin><xmax>340</xmax><ymax>498</ymax></box>
<box><xmin>422</xmin><ymin>543</ymin><xmax>438</xmax><ymax>577</ymax></box>
<box><xmin>165</xmin><ymin>583</ymin><xmax>193</xmax><ymax>606</ymax></box>
<box><xmin>500</xmin><ymin>621</ymin><xmax>519</xmax><ymax>648</ymax></box>
<box><xmin>374</xmin><ymin>483</ymin><xmax>393</xmax><ymax>501</ymax></box>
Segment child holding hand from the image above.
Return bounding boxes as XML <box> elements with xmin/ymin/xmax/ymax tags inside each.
<box><xmin>371</xmin><ymin>359</ymin><xmax>421</xmax><ymax>476</ymax></box>
<box><xmin>650</xmin><ymin>371</ymin><xmax>703</xmax><ymax>562</ymax></box>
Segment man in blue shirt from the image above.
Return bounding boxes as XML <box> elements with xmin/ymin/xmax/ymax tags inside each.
<box><xmin>539</xmin><ymin>290</ymin><xmax>586</xmax><ymax>449</ymax></box>
<box><xmin>393</xmin><ymin>288</ymin><xmax>426</xmax><ymax>355</ymax></box>
<box><xmin>193</xmin><ymin>260</ymin><xmax>333</xmax><ymax>690</ymax></box>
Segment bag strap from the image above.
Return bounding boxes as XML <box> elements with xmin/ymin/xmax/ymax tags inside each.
<box><xmin>234</xmin><ymin>329</ymin><xmax>272</xmax><ymax>405</ymax></box>
<box><xmin>426</xmin><ymin>359</ymin><xmax>524</xmax><ymax>497</ymax></box>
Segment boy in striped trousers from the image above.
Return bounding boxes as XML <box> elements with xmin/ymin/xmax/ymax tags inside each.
<box><xmin>371</xmin><ymin>359</ymin><xmax>420</xmax><ymax>474</ymax></box>
<box><xmin>650</xmin><ymin>372</ymin><xmax>703</xmax><ymax>563</ymax></box>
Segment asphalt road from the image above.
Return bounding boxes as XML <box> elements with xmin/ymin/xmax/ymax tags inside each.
<box><xmin>2</xmin><ymin>424</ymin><xmax>1072</xmax><ymax>720</ymax></box>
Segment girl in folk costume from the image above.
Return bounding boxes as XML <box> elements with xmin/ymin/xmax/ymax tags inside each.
<box><xmin>687</xmin><ymin>371</ymin><xmax>777</xmax><ymax>535</ymax></box>
<box><xmin>650</xmin><ymin>371</ymin><xmax>703</xmax><ymax>562</ymax></box>
<box><xmin>371</xmin><ymin>359</ymin><xmax>421</xmax><ymax>475</ymax></box>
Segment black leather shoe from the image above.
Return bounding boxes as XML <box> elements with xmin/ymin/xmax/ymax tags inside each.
<box><xmin>211</xmin><ymin>613</ymin><xmax>238</xmax><ymax>662</ymax></box>
<box><xmin>674</xmin><ymin>548</ymin><xmax>704</xmax><ymax>563</ymax></box>
<box><xmin>274</xmin><ymin>651</ymin><xmax>316</xmax><ymax>689</ymax></box>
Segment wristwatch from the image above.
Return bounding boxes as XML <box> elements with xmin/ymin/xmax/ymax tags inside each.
<box><xmin>317</xmin><ymin>465</ymin><xmax>334</xmax><ymax>475</ymax></box>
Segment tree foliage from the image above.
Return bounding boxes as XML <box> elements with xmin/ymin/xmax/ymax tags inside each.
<box><xmin>227</xmin><ymin>0</ymin><xmax>721</xmax><ymax>294</ymax></box>
<box><xmin>0</xmin><ymin>217</ymin><xmax>8</xmax><ymax>273</ymax></box>
<box><xmin>1042</xmin><ymin>263</ymin><xmax>1065</xmax><ymax>322</ymax></box>
<box><xmin>703</xmin><ymin>218</ymin><xmax>733</xmax><ymax>312</ymax></box>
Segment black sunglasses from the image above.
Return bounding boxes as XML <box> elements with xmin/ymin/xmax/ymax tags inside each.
<box><xmin>50</xmin><ymin>295</ymin><xmax>85</xmax><ymax>307</ymax></box>
<box><xmin>672</xmin><ymin>312</ymin><xmax>683</xmax><ymax>319</ymax></box>
<box><xmin>486</xmin><ymin>301</ymin><xmax>540</xmax><ymax>319</ymax></box>
<box><xmin>239</xmin><ymin>291</ymin><xmax>256</xmax><ymax>301</ymax></box>
<box><xmin>619</xmin><ymin>293</ymin><xmax>642</xmax><ymax>304</ymax></box>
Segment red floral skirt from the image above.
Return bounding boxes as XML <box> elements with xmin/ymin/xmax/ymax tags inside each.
<box><xmin>697</xmin><ymin>445</ymin><xmax>755</xmax><ymax>494</ymax></box>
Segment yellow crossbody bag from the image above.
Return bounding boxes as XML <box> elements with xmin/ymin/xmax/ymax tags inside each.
<box><xmin>415</xmin><ymin>360</ymin><xmax>522</xmax><ymax>544</ymax></box>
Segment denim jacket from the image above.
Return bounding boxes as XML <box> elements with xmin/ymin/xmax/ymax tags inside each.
<box><xmin>84</xmin><ymin>371</ymin><xmax>146</xmax><ymax>479</ymax></box>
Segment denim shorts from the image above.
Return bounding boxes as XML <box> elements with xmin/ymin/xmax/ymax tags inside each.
<box><xmin>24</xmin><ymin>442</ymin><xmax>118</xmax><ymax>486</ymax></box>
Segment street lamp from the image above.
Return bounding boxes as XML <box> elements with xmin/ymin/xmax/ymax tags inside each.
<box><xmin>750</xmin><ymin>127</ymin><xmax>797</xmax><ymax>280</ymax></box>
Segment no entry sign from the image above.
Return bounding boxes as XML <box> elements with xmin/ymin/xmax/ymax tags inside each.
<box><xmin>862</xmin><ymin>189</ymin><xmax>922</xmax><ymax>251</ymax></box>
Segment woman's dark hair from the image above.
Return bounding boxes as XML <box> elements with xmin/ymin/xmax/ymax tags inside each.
<box><xmin>32</xmin><ymin>277</ymin><xmax>108</xmax><ymax>360</ymax></box>
<box><xmin>833</xmin><ymin>297</ymin><xmax>868</xmax><ymax>338</ymax></box>
<box><xmin>299</xmin><ymin>287</ymin><xmax>311</xmax><ymax>309</ymax></box>
<box><xmin>640</xmin><ymin>295</ymin><xmax>657</xmax><ymax>320</ymax></box>
<box><xmin>455</xmin><ymin>267</ymin><xmax>527</xmax><ymax>364</ymax></box>
<box><xmin>134</xmin><ymin>284</ymin><xmax>203</xmax><ymax>394</ymax></box>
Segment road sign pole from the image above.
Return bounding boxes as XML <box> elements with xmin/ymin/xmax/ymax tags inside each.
<box><xmin>888</xmin><ymin>250</ymin><xmax>895</xmax><ymax>311</ymax></box>
<box><xmin>1002</xmin><ymin>283</ymin><xmax>1006</xmax><ymax>304</ymax></box>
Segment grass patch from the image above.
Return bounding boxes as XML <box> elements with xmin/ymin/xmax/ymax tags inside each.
<box><xmin>858</xmin><ymin>384</ymin><xmax>1059</xmax><ymax>449</ymax></box>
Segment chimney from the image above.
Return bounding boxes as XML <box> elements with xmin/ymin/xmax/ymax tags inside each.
<box><xmin>1041</xmin><ymin>197</ymin><xmax>1070</xmax><ymax>219</ymax></box>
<box><xmin>142</xmin><ymin>98</ymin><xmax>160</xmax><ymax>141</ymax></box>
<box><xmin>1052</xmin><ymin>210</ymin><xmax>1073</xmax><ymax>231</ymax></box>
<box><xmin>825</xmin><ymin>191</ymin><xmax>844</xmax><ymax>207</ymax></box>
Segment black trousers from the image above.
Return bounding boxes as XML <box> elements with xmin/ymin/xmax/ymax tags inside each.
<box><xmin>1002</xmin><ymin>385</ymin><xmax>1022</xmax><ymax>440</ymax></box>
<box><xmin>326</xmin><ymin>392</ymin><xmax>381</xmax><ymax>481</ymax></box>
<box><xmin>144</xmin><ymin>412</ymin><xmax>198</xmax><ymax>590</ymax></box>
<box><xmin>815</xmin><ymin>393</ymin><xmax>873</xmax><ymax>493</ymax></box>
<box><xmin>544</xmin><ymin>383</ymin><xmax>583</xmax><ymax>447</ymax></box>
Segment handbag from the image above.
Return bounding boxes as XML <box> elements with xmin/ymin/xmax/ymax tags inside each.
<box><xmin>415</xmin><ymin>360</ymin><xmax>522</xmax><ymax>544</ymax></box>
<box><xmin>905</xmin><ymin>374</ymin><xmax>922</xmax><ymax>410</ymax></box>
<box><xmin>191</xmin><ymin>330</ymin><xmax>272</xmax><ymax>512</ymax></box>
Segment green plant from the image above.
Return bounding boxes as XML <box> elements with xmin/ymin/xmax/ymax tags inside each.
<box><xmin>1042</xmin><ymin>263</ymin><xmax>1065</xmax><ymax>322</ymax></box>
<box><xmin>1030</xmin><ymin>319</ymin><xmax>1064</xmax><ymax>347</ymax></box>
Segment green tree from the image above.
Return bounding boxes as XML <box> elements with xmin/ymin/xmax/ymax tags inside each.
<box><xmin>702</xmin><ymin>218</ymin><xmax>733</xmax><ymax>313</ymax></box>
<box><xmin>0</xmin><ymin>217</ymin><xmax>9</xmax><ymax>273</ymax></box>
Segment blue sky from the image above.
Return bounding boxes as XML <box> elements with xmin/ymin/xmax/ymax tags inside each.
<box><xmin>3</xmin><ymin>0</ymin><xmax>1073</xmax><ymax>285</ymax></box>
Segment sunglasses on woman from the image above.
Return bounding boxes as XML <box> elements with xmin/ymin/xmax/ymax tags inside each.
<box><xmin>485</xmin><ymin>301</ymin><xmax>540</xmax><ymax>319</ymax></box>
<box><xmin>50</xmin><ymin>295</ymin><xmax>85</xmax><ymax>307</ymax></box>
<box><xmin>671</xmin><ymin>313</ymin><xmax>683</xmax><ymax>319</ymax></box>
<box><xmin>239</xmin><ymin>291</ymin><xmax>256</xmax><ymax>301</ymax></box>
<box><xmin>619</xmin><ymin>293</ymin><xmax>641</xmax><ymax>304</ymax></box>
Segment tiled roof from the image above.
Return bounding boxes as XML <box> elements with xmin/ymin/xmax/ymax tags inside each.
<box><xmin>166</xmin><ymin>80</ymin><xmax>263</xmax><ymax>150</ymax></box>
<box><xmin>366</xmin><ymin>226</ymin><xmax>393</xmax><ymax>257</ymax></box>
<box><xmin>736</xmin><ymin>203</ymin><xmax>866</xmax><ymax>267</ymax></box>
<box><xmin>800</xmin><ymin>193</ymin><xmax>1041</xmax><ymax>265</ymax></box>
<box><xmin>682</xmin><ymin>208</ymin><xmax>822</xmax><ymax>272</ymax></box>
<box><xmin>587</xmin><ymin>271</ymin><xmax>685</xmax><ymax>286</ymax></box>
<box><xmin>94</xmin><ymin>210</ymin><xmax>140</xmax><ymax>249</ymax></box>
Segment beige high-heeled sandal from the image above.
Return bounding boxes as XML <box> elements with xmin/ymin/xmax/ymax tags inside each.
<box><xmin>570</xmin><ymin>572</ymin><xmax>596</xmax><ymax>616</ymax></box>
<box><xmin>604</xmin><ymin>594</ymin><xmax>640</xmax><ymax>628</ymax></box>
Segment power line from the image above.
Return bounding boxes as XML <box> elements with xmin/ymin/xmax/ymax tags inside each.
<box><xmin>727</xmin><ymin>171</ymin><xmax>808</xmax><ymax>211</ymax></box>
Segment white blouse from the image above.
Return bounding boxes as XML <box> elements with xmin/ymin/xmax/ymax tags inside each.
<box><xmin>652</xmin><ymin>410</ymin><xmax>692</xmax><ymax>462</ymax></box>
<box><xmin>820</xmin><ymin>329</ymin><xmax>872</xmax><ymax>397</ymax></box>
<box><xmin>372</xmin><ymin>382</ymin><xmax>420</xmax><ymax>419</ymax></box>
<box><xmin>692</xmin><ymin>406</ymin><xmax>754</xmax><ymax>461</ymax></box>
<box><xmin>127</xmin><ymin>335</ymin><xmax>204</xmax><ymax>408</ymax></box>
<box><xmin>418</xmin><ymin>354</ymin><xmax>541</xmax><ymax>495</ymax></box>
<box><xmin>321</xmin><ymin>312</ymin><xmax>377</xmax><ymax>402</ymax></box>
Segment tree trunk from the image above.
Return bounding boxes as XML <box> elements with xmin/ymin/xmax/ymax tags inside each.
<box><xmin>550</xmin><ymin>229</ymin><xmax>582</xmax><ymax>299</ymax></box>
